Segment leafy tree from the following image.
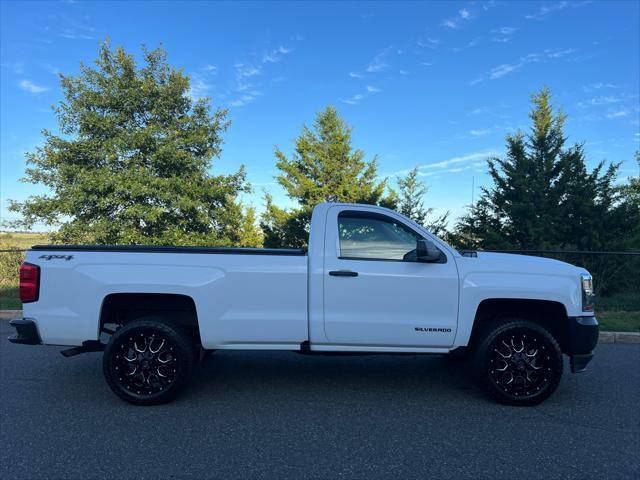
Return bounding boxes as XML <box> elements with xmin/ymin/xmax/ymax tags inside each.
<box><xmin>456</xmin><ymin>87</ymin><xmax>623</xmax><ymax>251</ymax></box>
<box><xmin>396</xmin><ymin>167</ymin><xmax>449</xmax><ymax>237</ymax></box>
<box><xmin>261</xmin><ymin>106</ymin><xmax>396</xmax><ymax>247</ymax></box>
<box><xmin>8</xmin><ymin>41</ymin><xmax>254</xmax><ymax>246</ymax></box>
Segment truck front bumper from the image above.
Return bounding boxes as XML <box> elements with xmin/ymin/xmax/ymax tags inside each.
<box><xmin>567</xmin><ymin>315</ymin><xmax>599</xmax><ymax>373</ymax></box>
<box><xmin>8</xmin><ymin>318</ymin><xmax>42</xmax><ymax>345</ymax></box>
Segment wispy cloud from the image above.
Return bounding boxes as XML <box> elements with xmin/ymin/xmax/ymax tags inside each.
<box><xmin>188</xmin><ymin>73</ymin><xmax>213</xmax><ymax>99</ymax></box>
<box><xmin>2</xmin><ymin>61</ymin><xmax>24</xmax><ymax>74</ymax></box>
<box><xmin>203</xmin><ymin>64</ymin><xmax>217</xmax><ymax>73</ymax></box>
<box><xmin>605</xmin><ymin>110</ymin><xmax>629</xmax><ymax>119</ymax></box>
<box><xmin>395</xmin><ymin>150</ymin><xmax>498</xmax><ymax>177</ymax></box>
<box><xmin>582</xmin><ymin>82</ymin><xmax>619</xmax><ymax>92</ymax></box>
<box><xmin>55</xmin><ymin>14</ymin><xmax>98</xmax><ymax>40</ymax></box>
<box><xmin>366</xmin><ymin>47</ymin><xmax>392</xmax><ymax>73</ymax></box>
<box><xmin>417</xmin><ymin>38</ymin><xmax>440</xmax><ymax>49</ymax></box>
<box><xmin>491</xmin><ymin>26</ymin><xmax>516</xmax><ymax>43</ymax></box>
<box><xmin>469</xmin><ymin>129</ymin><xmax>490</xmax><ymax>137</ymax></box>
<box><xmin>526</xmin><ymin>1</ymin><xmax>592</xmax><ymax>20</ymax></box>
<box><xmin>228</xmin><ymin>42</ymin><xmax>295</xmax><ymax>107</ymax></box>
<box><xmin>18</xmin><ymin>80</ymin><xmax>48</xmax><ymax>94</ymax></box>
<box><xmin>262</xmin><ymin>45</ymin><xmax>292</xmax><ymax>64</ymax></box>
<box><xmin>342</xmin><ymin>84</ymin><xmax>382</xmax><ymax>105</ymax></box>
<box><xmin>472</xmin><ymin>48</ymin><xmax>577</xmax><ymax>84</ymax></box>
<box><xmin>453</xmin><ymin>37</ymin><xmax>482</xmax><ymax>52</ymax></box>
<box><xmin>229</xmin><ymin>92</ymin><xmax>262</xmax><ymax>107</ymax></box>
<box><xmin>349</xmin><ymin>72</ymin><xmax>364</xmax><ymax>78</ymax></box>
<box><xmin>442</xmin><ymin>7</ymin><xmax>474</xmax><ymax>29</ymax></box>
<box><xmin>343</xmin><ymin>93</ymin><xmax>365</xmax><ymax>105</ymax></box>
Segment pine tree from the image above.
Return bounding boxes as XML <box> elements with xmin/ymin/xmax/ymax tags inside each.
<box><xmin>261</xmin><ymin>106</ymin><xmax>396</xmax><ymax>247</ymax></box>
<box><xmin>8</xmin><ymin>41</ymin><xmax>252</xmax><ymax>246</ymax></box>
<box><xmin>456</xmin><ymin>87</ymin><xmax>622</xmax><ymax>251</ymax></box>
<box><xmin>396</xmin><ymin>167</ymin><xmax>449</xmax><ymax>237</ymax></box>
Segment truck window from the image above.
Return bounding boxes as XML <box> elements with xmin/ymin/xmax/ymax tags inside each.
<box><xmin>337</xmin><ymin>211</ymin><xmax>421</xmax><ymax>261</ymax></box>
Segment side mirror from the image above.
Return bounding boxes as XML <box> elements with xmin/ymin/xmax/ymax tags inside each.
<box><xmin>416</xmin><ymin>239</ymin><xmax>442</xmax><ymax>263</ymax></box>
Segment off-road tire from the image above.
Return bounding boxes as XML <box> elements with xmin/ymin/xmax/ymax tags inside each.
<box><xmin>474</xmin><ymin>318</ymin><xmax>563</xmax><ymax>406</ymax></box>
<box><xmin>103</xmin><ymin>317</ymin><xmax>195</xmax><ymax>405</ymax></box>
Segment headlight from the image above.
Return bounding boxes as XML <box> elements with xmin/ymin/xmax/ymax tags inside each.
<box><xmin>581</xmin><ymin>274</ymin><xmax>595</xmax><ymax>312</ymax></box>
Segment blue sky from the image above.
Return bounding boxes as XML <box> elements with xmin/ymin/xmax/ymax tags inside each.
<box><xmin>1</xmin><ymin>0</ymin><xmax>639</xmax><ymax>230</ymax></box>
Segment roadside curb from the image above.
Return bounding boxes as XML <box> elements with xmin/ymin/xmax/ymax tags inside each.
<box><xmin>597</xmin><ymin>331</ymin><xmax>640</xmax><ymax>344</ymax></box>
<box><xmin>1</xmin><ymin>309</ymin><xmax>638</xmax><ymax>344</ymax></box>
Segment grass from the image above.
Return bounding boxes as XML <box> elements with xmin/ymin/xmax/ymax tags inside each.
<box><xmin>595</xmin><ymin>292</ymin><xmax>640</xmax><ymax>332</ymax></box>
<box><xmin>1</xmin><ymin>232</ymin><xmax>50</xmax><ymax>310</ymax></box>
<box><xmin>0</xmin><ymin>285</ymin><xmax>20</xmax><ymax>310</ymax></box>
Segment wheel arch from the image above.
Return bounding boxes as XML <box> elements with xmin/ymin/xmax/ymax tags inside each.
<box><xmin>468</xmin><ymin>298</ymin><xmax>571</xmax><ymax>354</ymax></box>
<box><xmin>99</xmin><ymin>293</ymin><xmax>201</xmax><ymax>346</ymax></box>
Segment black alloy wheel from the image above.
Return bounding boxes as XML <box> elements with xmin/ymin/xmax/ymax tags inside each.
<box><xmin>103</xmin><ymin>318</ymin><xmax>195</xmax><ymax>405</ymax></box>
<box><xmin>476</xmin><ymin>319</ymin><xmax>563</xmax><ymax>406</ymax></box>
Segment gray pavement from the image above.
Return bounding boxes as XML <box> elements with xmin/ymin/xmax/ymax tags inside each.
<box><xmin>1</xmin><ymin>319</ymin><xmax>638</xmax><ymax>479</ymax></box>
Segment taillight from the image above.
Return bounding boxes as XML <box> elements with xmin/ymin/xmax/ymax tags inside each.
<box><xmin>19</xmin><ymin>263</ymin><xmax>40</xmax><ymax>303</ymax></box>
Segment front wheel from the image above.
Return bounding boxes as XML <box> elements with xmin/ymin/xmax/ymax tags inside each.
<box><xmin>103</xmin><ymin>318</ymin><xmax>195</xmax><ymax>405</ymax></box>
<box><xmin>475</xmin><ymin>319</ymin><xmax>563</xmax><ymax>406</ymax></box>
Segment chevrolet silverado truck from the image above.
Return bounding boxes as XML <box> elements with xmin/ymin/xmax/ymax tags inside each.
<box><xmin>9</xmin><ymin>202</ymin><xmax>598</xmax><ymax>406</ymax></box>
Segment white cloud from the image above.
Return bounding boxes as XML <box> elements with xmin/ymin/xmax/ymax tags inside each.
<box><xmin>442</xmin><ymin>19</ymin><xmax>457</xmax><ymax>29</ymax></box>
<box><xmin>489</xmin><ymin>63</ymin><xmax>521</xmax><ymax>79</ymax></box>
<box><xmin>203</xmin><ymin>64</ymin><xmax>217</xmax><ymax>73</ymax></box>
<box><xmin>415</xmin><ymin>150</ymin><xmax>498</xmax><ymax>172</ymax></box>
<box><xmin>349</xmin><ymin>72</ymin><xmax>363</xmax><ymax>78</ymax></box>
<box><xmin>494</xmin><ymin>27</ymin><xmax>516</xmax><ymax>35</ymax></box>
<box><xmin>262</xmin><ymin>46</ymin><xmax>292</xmax><ymax>64</ymax></box>
<box><xmin>18</xmin><ymin>80</ymin><xmax>48</xmax><ymax>94</ymax></box>
<box><xmin>473</xmin><ymin>48</ymin><xmax>577</xmax><ymax>84</ymax></box>
<box><xmin>526</xmin><ymin>1</ymin><xmax>591</xmax><ymax>20</ymax></box>
<box><xmin>2</xmin><ymin>61</ymin><xmax>24</xmax><ymax>74</ymax></box>
<box><xmin>605</xmin><ymin>110</ymin><xmax>629</xmax><ymax>118</ymax></box>
<box><xmin>399</xmin><ymin>69</ymin><xmax>410</xmax><ymax>75</ymax></box>
<box><xmin>582</xmin><ymin>82</ymin><xmax>619</xmax><ymax>92</ymax></box>
<box><xmin>366</xmin><ymin>47</ymin><xmax>391</xmax><ymax>73</ymax></box>
<box><xmin>343</xmin><ymin>93</ymin><xmax>365</xmax><ymax>105</ymax></box>
<box><xmin>235</xmin><ymin>63</ymin><xmax>262</xmax><ymax>79</ymax></box>
<box><xmin>442</xmin><ymin>6</ymin><xmax>474</xmax><ymax>29</ymax></box>
<box><xmin>342</xmin><ymin>85</ymin><xmax>382</xmax><ymax>106</ymax></box>
<box><xmin>469</xmin><ymin>129</ymin><xmax>490</xmax><ymax>137</ymax></box>
<box><xmin>417</xmin><ymin>38</ymin><xmax>440</xmax><ymax>49</ymax></box>
<box><xmin>188</xmin><ymin>74</ymin><xmax>212</xmax><ymax>99</ymax></box>
<box><xmin>491</xmin><ymin>26</ymin><xmax>516</xmax><ymax>42</ymax></box>
<box><xmin>468</xmin><ymin>107</ymin><xmax>489</xmax><ymax>116</ymax></box>
<box><xmin>229</xmin><ymin>92</ymin><xmax>262</xmax><ymax>107</ymax></box>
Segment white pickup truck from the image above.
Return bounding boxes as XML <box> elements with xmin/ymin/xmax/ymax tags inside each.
<box><xmin>10</xmin><ymin>202</ymin><xmax>598</xmax><ymax>406</ymax></box>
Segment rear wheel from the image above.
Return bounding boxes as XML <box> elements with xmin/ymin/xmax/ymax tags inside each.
<box><xmin>103</xmin><ymin>318</ymin><xmax>195</xmax><ymax>405</ymax></box>
<box><xmin>475</xmin><ymin>319</ymin><xmax>563</xmax><ymax>406</ymax></box>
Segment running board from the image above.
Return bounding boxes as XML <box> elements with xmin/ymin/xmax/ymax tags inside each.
<box><xmin>60</xmin><ymin>341</ymin><xmax>105</xmax><ymax>357</ymax></box>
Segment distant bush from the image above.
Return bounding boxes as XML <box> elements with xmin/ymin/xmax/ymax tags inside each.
<box><xmin>0</xmin><ymin>248</ymin><xmax>24</xmax><ymax>286</ymax></box>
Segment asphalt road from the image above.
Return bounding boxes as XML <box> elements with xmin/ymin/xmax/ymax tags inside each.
<box><xmin>1</xmin><ymin>321</ymin><xmax>638</xmax><ymax>480</ymax></box>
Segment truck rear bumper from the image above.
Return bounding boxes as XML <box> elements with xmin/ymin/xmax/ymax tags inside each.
<box><xmin>567</xmin><ymin>315</ymin><xmax>599</xmax><ymax>373</ymax></box>
<box><xmin>8</xmin><ymin>318</ymin><xmax>42</xmax><ymax>345</ymax></box>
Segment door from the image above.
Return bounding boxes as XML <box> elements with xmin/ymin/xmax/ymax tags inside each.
<box><xmin>323</xmin><ymin>207</ymin><xmax>458</xmax><ymax>347</ymax></box>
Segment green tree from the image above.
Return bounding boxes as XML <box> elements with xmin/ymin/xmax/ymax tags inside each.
<box><xmin>261</xmin><ymin>106</ymin><xmax>396</xmax><ymax>247</ymax></box>
<box><xmin>456</xmin><ymin>87</ymin><xmax>622</xmax><ymax>251</ymax></box>
<box><xmin>8</xmin><ymin>41</ymin><xmax>253</xmax><ymax>246</ymax></box>
<box><xmin>396</xmin><ymin>167</ymin><xmax>449</xmax><ymax>237</ymax></box>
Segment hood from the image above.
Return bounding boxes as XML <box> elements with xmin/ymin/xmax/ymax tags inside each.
<box><xmin>467</xmin><ymin>251</ymin><xmax>588</xmax><ymax>276</ymax></box>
